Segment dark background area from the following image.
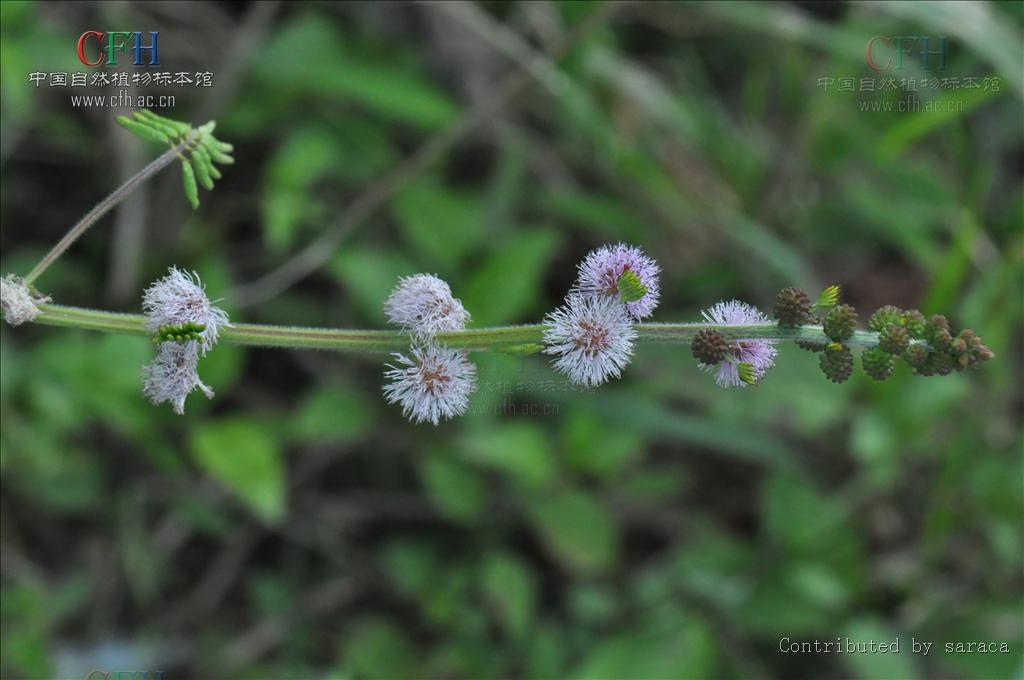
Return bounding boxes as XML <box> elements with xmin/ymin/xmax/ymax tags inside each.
<box><xmin>1</xmin><ymin>1</ymin><xmax>1022</xmax><ymax>678</ymax></box>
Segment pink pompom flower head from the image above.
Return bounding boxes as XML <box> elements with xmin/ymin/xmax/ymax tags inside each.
<box><xmin>383</xmin><ymin>344</ymin><xmax>477</xmax><ymax>425</ymax></box>
<box><xmin>699</xmin><ymin>300</ymin><xmax>778</xmax><ymax>388</ymax></box>
<box><xmin>543</xmin><ymin>294</ymin><xmax>637</xmax><ymax>387</ymax></box>
<box><xmin>384</xmin><ymin>274</ymin><xmax>469</xmax><ymax>339</ymax></box>
<box><xmin>575</xmin><ymin>243</ymin><xmax>660</xmax><ymax>320</ymax></box>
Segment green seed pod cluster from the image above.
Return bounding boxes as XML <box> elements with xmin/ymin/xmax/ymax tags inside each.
<box><xmin>925</xmin><ymin>315</ymin><xmax>952</xmax><ymax>351</ymax></box>
<box><xmin>950</xmin><ymin>329</ymin><xmax>995</xmax><ymax>372</ymax></box>
<box><xmin>819</xmin><ymin>344</ymin><xmax>853</xmax><ymax>383</ymax></box>
<box><xmin>823</xmin><ymin>304</ymin><xmax>857</xmax><ymax>342</ymax></box>
<box><xmin>879</xmin><ymin>324</ymin><xmax>909</xmax><ymax>355</ymax></box>
<box><xmin>901</xmin><ymin>309</ymin><xmax>926</xmax><ymax>338</ymax></box>
<box><xmin>793</xmin><ymin>289</ymin><xmax>992</xmax><ymax>383</ymax></box>
<box><xmin>868</xmin><ymin>305</ymin><xmax>903</xmax><ymax>332</ymax></box>
<box><xmin>862</xmin><ymin>346</ymin><xmax>895</xmax><ymax>381</ymax></box>
<box><xmin>917</xmin><ymin>350</ymin><xmax>954</xmax><ymax>376</ymax></box>
<box><xmin>691</xmin><ymin>329</ymin><xmax>729</xmax><ymax>365</ymax></box>
<box><xmin>155</xmin><ymin>320</ymin><xmax>207</xmax><ymax>344</ymax></box>
<box><xmin>774</xmin><ymin>287</ymin><xmax>813</xmax><ymax>327</ymax></box>
<box><xmin>903</xmin><ymin>344</ymin><xmax>928</xmax><ymax>369</ymax></box>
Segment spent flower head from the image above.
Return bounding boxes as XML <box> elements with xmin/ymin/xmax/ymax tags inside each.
<box><xmin>383</xmin><ymin>344</ymin><xmax>477</xmax><ymax>425</ymax></box>
<box><xmin>1</xmin><ymin>274</ymin><xmax>49</xmax><ymax>327</ymax></box>
<box><xmin>142</xmin><ymin>340</ymin><xmax>215</xmax><ymax>415</ymax></box>
<box><xmin>142</xmin><ymin>267</ymin><xmax>229</xmax><ymax>354</ymax></box>
<box><xmin>384</xmin><ymin>274</ymin><xmax>470</xmax><ymax>339</ymax></box>
<box><xmin>700</xmin><ymin>300</ymin><xmax>778</xmax><ymax>388</ymax></box>
<box><xmin>544</xmin><ymin>294</ymin><xmax>637</xmax><ymax>387</ymax></box>
<box><xmin>575</xmin><ymin>243</ymin><xmax>660</xmax><ymax>320</ymax></box>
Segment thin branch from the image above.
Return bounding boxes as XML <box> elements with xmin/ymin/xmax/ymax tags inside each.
<box><xmin>25</xmin><ymin>142</ymin><xmax>188</xmax><ymax>286</ymax></box>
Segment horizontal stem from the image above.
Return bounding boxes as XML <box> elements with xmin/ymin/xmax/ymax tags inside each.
<box><xmin>30</xmin><ymin>303</ymin><xmax>892</xmax><ymax>353</ymax></box>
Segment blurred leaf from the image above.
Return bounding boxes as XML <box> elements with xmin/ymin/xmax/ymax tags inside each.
<box><xmin>762</xmin><ymin>473</ymin><xmax>848</xmax><ymax>554</ymax></box>
<box><xmin>289</xmin><ymin>383</ymin><xmax>376</xmax><ymax>443</ymax></box>
<box><xmin>460</xmin><ymin>423</ymin><xmax>556</xmax><ymax>489</ymax></box>
<box><xmin>562</xmin><ymin>409</ymin><xmax>643</xmax><ymax>478</ymax></box>
<box><xmin>119</xmin><ymin>494</ymin><xmax>161</xmax><ymax>604</ymax></box>
<box><xmin>418</xmin><ymin>452</ymin><xmax>485</xmax><ymax>522</ymax></box>
<box><xmin>542</xmin><ymin>191</ymin><xmax>647</xmax><ymax>240</ymax></box>
<box><xmin>461</xmin><ymin>229</ymin><xmax>561</xmax><ymax>325</ymax></box>
<box><xmin>572</xmin><ymin>618</ymin><xmax>716</xmax><ymax>680</ymax></box>
<box><xmin>528</xmin><ymin>488</ymin><xmax>618</xmax><ymax>574</ymax></box>
<box><xmin>190</xmin><ymin>418</ymin><xmax>285</xmax><ymax>522</ymax></box>
<box><xmin>481</xmin><ymin>552</ymin><xmax>536</xmax><ymax>638</ymax></box>
<box><xmin>252</xmin><ymin>13</ymin><xmax>456</xmax><ymax>128</ymax></box>
<box><xmin>841</xmin><ymin>619</ymin><xmax>916</xmax><ymax>680</ymax></box>
<box><xmin>342</xmin><ymin>618</ymin><xmax>417</xmax><ymax>680</ymax></box>
<box><xmin>393</xmin><ymin>180</ymin><xmax>485</xmax><ymax>271</ymax></box>
<box><xmin>329</xmin><ymin>245</ymin><xmax>416</xmax><ymax>324</ymax></box>
<box><xmin>262</xmin><ymin>125</ymin><xmax>342</xmax><ymax>252</ymax></box>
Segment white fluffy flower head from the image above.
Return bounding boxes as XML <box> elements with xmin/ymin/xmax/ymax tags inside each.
<box><xmin>384</xmin><ymin>274</ymin><xmax>469</xmax><ymax>339</ymax></box>
<box><xmin>383</xmin><ymin>344</ymin><xmax>477</xmax><ymax>425</ymax></box>
<box><xmin>142</xmin><ymin>267</ymin><xmax>229</xmax><ymax>354</ymax></box>
<box><xmin>544</xmin><ymin>294</ymin><xmax>637</xmax><ymax>387</ymax></box>
<box><xmin>142</xmin><ymin>341</ymin><xmax>215</xmax><ymax>415</ymax></box>
<box><xmin>1</xmin><ymin>274</ymin><xmax>49</xmax><ymax>326</ymax></box>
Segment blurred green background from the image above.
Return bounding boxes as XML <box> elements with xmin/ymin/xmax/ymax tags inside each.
<box><xmin>1</xmin><ymin>1</ymin><xmax>1022</xmax><ymax>678</ymax></box>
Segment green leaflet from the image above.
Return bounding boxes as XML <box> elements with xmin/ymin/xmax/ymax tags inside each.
<box><xmin>181</xmin><ymin>160</ymin><xmax>199</xmax><ymax>209</ymax></box>
<box><xmin>116</xmin><ymin>108</ymin><xmax>234</xmax><ymax>210</ymax></box>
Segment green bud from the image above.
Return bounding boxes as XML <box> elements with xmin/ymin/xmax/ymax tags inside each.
<box><xmin>819</xmin><ymin>343</ymin><xmax>853</xmax><ymax>383</ymax></box>
<box><xmin>823</xmin><ymin>304</ymin><xmax>857</xmax><ymax>342</ymax></box>
<box><xmin>868</xmin><ymin>305</ymin><xmax>903</xmax><ymax>332</ymax></box>
<box><xmin>862</xmin><ymin>346</ymin><xmax>895</xmax><ymax>381</ymax></box>
<box><xmin>773</xmin><ymin>287</ymin><xmax>812</xmax><ymax>327</ymax></box>
<box><xmin>692</xmin><ymin>330</ymin><xmax>728</xmax><ymax>365</ymax></box>
<box><xmin>879</xmin><ymin>324</ymin><xmax>909</xmax><ymax>355</ymax></box>
<box><xmin>901</xmin><ymin>309</ymin><xmax>926</xmax><ymax>338</ymax></box>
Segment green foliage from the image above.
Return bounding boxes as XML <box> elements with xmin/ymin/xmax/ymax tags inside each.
<box><xmin>528</xmin><ymin>488</ymin><xmax>619</xmax><ymax>574</ymax></box>
<box><xmin>460</xmin><ymin>229</ymin><xmax>561</xmax><ymax>325</ymax></box>
<box><xmin>189</xmin><ymin>418</ymin><xmax>285</xmax><ymax>523</ymax></box>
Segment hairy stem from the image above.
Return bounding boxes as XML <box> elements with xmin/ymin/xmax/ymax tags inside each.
<box><xmin>25</xmin><ymin>141</ymin><xmax>190</xmax><ymax>286</ymax></box>
<box><xmin>31</xmin><ymin>303</ymin><xmax>897</xmax><ymax>353</ymax></box>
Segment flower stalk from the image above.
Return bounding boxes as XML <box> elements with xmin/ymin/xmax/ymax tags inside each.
<box><xmin>30</xmin><ymin>302</ymin><xmax>901</xmax><ymax>354</ymax></box>
<box><xmin>24</xmin><ymin>145</ymin><xmax>185</xmax><ymax>286</ymax></box>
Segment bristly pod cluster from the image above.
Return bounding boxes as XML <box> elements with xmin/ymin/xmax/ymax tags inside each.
<box><xmin>382</xmin><ymin>274</ymin><xmax>477</xmax><ymax>425</ymax></box>
<box><xmin>773</xmin><ymin>286</ymin><xmax>994</xmax><ymax>384</ymax></box>
<box><xmin>141</xmin><ymin>267</ymin><xmax>230</xmax><ymax>415</ymax></box>
<box><xmin>117</xmin><ymin>109</ymin><xmax>234</xmax><ymax>209</ymax></box>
